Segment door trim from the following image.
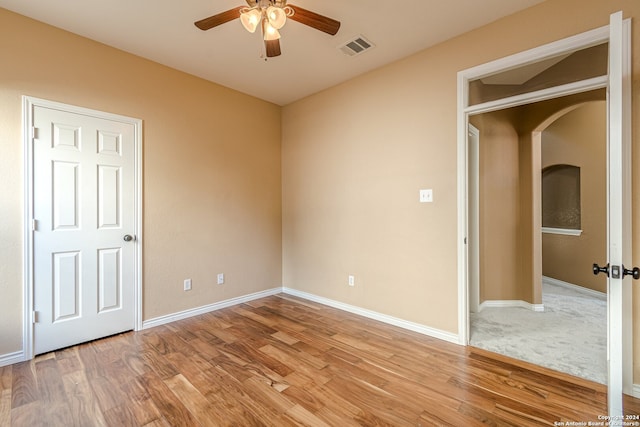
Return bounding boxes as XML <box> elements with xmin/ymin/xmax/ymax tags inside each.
<box><xmin>467</xmin><ymin>124</ymin><xmax>480</xmax><ymax>316</ymax></box>
<box><xmin>456</xmin><ymin>20</ymin><xmax>632</xmax><ymax>392</ymax></box>
<box><xmin>22</xmin><ymin>96</ymin><xmax>143</xmax><ymax>360</ymax></box>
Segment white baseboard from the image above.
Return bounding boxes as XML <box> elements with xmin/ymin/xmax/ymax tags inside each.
<box><xmin>0</xmin><ymin>350</ymin><xmax>26</xmax><ymax>368</ymax></box>
<box><xmin>632</xmin><ymin>383</ymin><xmax>640</xmax><ymax>398</ymax></box>
<box><xmin>282</xmin><ymin>287</ymin><xmax>461</xmax><ymax>345</ymax></box>
<box><xmin>142</xmin><ymin>287</ymin><xmax>282</xmax><ymax>330</ymax></box>
<box><xmin>479</xmin><ymin>300</ymin><xmax>545</xmax><ymax>312</ymax></box>
<box><xmin>542</xmin><ymin>276</ymin><xmax>606</xmax><ymax>300</ymax></box>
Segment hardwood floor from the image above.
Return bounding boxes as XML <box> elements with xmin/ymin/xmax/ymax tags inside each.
<box><xmin>2</xmin><ymin>294</ymin><xmax>640</xmax><ymax>426</ymax></box>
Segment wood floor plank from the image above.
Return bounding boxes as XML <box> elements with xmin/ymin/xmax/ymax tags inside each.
<box><xmin>204</xmin><ymin>366</ymin><xmax>275</xmax><ymax>426</ymax></box>
<box><xmin>0</xmin><ymin>366</ymin><xmax>12</xmax><ymax>392</ymax></box>
<box><xmin>281</xmin><ymin>384</ymin><xmax>325</xmax><ymax>413</ymax></box>
<box><xmin>10</xmin><ymin>401</ymin><xmax>44</xmax><ymax>427</ymax></box>
<box><xmin>53</xmin><ymin>347</ymin><xmax>83</xmax><ymax>377</ymax></box>
<box><xmin>259</xmin><ymin>344</ymin><xmax>331</xmax><ymax>385</ymax></box>
<box><xmin>33</xmin><ymin>358</ymin><xmax>66</xmax><ymax>405</ymax></box>
<box><xmin>324</xmin><ymin>373</ymin><xmax>425</xmax><ymax>425</ymax></box>
<box><xmin>119</xmin><ymin>377</ymin><xmax>164</xmax><ymax>425</ymax></box>
<box><xmin>164</xmin><ymin>373</ymin><xmax>227</xmax><ymax>427</ymax></box>
<box><xmin>138</xmin><ymin>371</ymin><xmax>202</xmax><ymax>427</ymax></box>
<box><xmin>303</xmin><ymin>382</ymin><xmax>362</xmax><ymax>420</ymax></box>
<box><xmin>284</xmin><ymin>403</ymin><xmax>331</xmax><ymax>427</ymax></box>
<box><xmin>141</xmin><ymin>348</ymin><xmax>179</xmax><ymax>380</ymax></box>
<box><xmin>10</xmin><ymin>362</ymin><xmax>38</xmax><ymax>409</ymax></box>
<box><xmin>0</xmin><ymin>389</ymin><xmax>12</xmax><ymax>426</ymax></box>
<box><xmin>224</xmin><ymin>339</ymin><xmax>294</xmax><ymax>378</ymax></box>
<box><xmin>61</xmin><ymin>369</ymin><xmax>109</xmax><ymax>426</ymax></box>
<box><xmin>5</xmin><ymin>294</ymin><xmax>640</xmax><ymax>426</ymax></box>
<box><xmin>102</xmin><ymin>403</ymin><xmax>140</xmax><ymax>426</ymax></box>
<box><xmin>242</xmin><ymin>375</ymin><xmax>296</xmax><ymax>415</ymax></box>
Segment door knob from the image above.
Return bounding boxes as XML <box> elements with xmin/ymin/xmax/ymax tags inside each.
<box><xmin>123</xmin><ymin>234</ymin><xmax>134</xmax><ymax>242</ymax></box>
<box><xmin>623</xmin><ymin>265</ymin><xmax>640</xmax><ymax>280</ymax></box>
<box><xmin>593</xmin><ymin>263</ymin><xmax>609</xmax><ymax>277</ymax></box>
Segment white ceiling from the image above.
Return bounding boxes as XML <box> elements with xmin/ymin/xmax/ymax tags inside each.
<box><xmin>0</xmin><ymin>0</ymin><xmax>546</xmax><ymax>105</ymax></box>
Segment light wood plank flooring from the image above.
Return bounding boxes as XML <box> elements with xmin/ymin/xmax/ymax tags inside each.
<box><xmin>2</xmin><ymin>294</ymin><xmax>639</xmax><ymax>426</ymax></box>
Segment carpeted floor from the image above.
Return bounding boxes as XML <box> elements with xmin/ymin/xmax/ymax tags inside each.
<box><xmin>469</xmin><ymin>280</ymin><xmax>606</xmax><ymax>384</ymax></box>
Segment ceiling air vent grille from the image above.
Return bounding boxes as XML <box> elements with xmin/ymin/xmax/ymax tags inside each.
<box><xmin>339</xmin><ymin>36</ymin><xmax>374</xmax><ymax>57</ymax></box>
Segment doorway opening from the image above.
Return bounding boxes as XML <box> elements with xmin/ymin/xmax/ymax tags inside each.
<box><xmin>467</xmin><ymin>94</ymin><xmax>607</xmax><ymax>383</ymax></box>
<box><xmin>457</xmin><ymin>12</ymin><xmax>632</xmax><ymax>414</ymax></box>
<box><xmin>23</xmin><ymin>97</ymin><xmax>143</xmax><ymax>360</ymax></box>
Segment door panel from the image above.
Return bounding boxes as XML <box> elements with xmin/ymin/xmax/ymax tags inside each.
<box><xmin>52</xmin><ymin>251</ymin><xmax>81</xmax><ymax>321</ymax></box>
<box><xmin>33</xmin><ymin>105</ymin><xmax>136</xmax><ymax>355</ymax></box>
<box><xmin>98</xmin><ymin>248</ymin><xmax>122</xmax><ymax>312</ymax></box>
<box><xmin>98</xmin><ymin>165</ymin><xmax>122</xmax><ymax>228</ymax></box>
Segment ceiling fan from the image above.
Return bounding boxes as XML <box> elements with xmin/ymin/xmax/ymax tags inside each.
<box><xmin>194</xmin><ymin>0</ymin><xmax>341</xmax><ymax>58</ymax></box>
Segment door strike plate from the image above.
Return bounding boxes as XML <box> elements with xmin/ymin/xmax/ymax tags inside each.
<box><xmin>611</xmin><ymin>265</ymin><xmax>621</xmax><ymax>279</ymax></box>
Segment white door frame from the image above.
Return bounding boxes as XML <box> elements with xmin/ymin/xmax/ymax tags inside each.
<box><xmin>456</xmin><ymin>19</ymin><xmax>632</xmax><ymax>395</ymax></box>
<box><xmin>467</xmin><ymin>124</ymin><xmax>480</xmax><ymax>316</ymax></box>
<box><xmin>22</xmin><ymin>96</ymin><xmax>143</xmax><ymax>360</ymax></box>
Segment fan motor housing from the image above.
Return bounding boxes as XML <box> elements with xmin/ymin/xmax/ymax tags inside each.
<box><xmin>245</xmin><ymin>0</ymin><xmax>287</xmax><ymax>8</ymax></box>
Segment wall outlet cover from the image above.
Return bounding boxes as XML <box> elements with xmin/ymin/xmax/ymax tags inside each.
<box><xmin>419</xmin><ymin>189</ymin><xmax>433</xmax><ymax>203</ymax></box>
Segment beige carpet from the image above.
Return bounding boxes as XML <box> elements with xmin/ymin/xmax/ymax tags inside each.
<box><xmin>469</xmin><ymin>281</ymin><xmax>606</xmax><ymax>384</ymax></box>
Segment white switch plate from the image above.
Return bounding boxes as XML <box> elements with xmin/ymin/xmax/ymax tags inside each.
<box><xmin>419</xmin><ymin>189</ymin><xmax>433</xmax><ymax>203</ymax></box>
<box><xmin>348</xmin><ymin>275</ymin><xmax>355</xmax><ymax>287</ymax></box>
<box><xmin>217</xmin><ymin>273</ymin><xmax>224</xmax><ymax>285</ymax></box>
<box><xmin>184</xmin><ymin>278</ymin><xmax>192</xmax><ymax>291</ymax></box>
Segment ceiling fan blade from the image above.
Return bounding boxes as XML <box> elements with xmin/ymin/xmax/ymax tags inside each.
<box><xmin>194</xmin><ymin>6</ymin><xmax>244</xmax><ymax>31</ymax></box>
<box><xmin>265</xmin><ymin>39</ymin><xmax>282</xmax><ymax>57</ymax></box>
<box><xmin>288</xmin><ymin>5</ymin><xmax>340</xmax><ymax>36</ymax></box>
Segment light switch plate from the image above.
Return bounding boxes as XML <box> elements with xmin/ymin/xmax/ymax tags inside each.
<box><xmin>419</xmin><ymin>189</ymin><xmax>433</xmax><ymax>203</ymax></box>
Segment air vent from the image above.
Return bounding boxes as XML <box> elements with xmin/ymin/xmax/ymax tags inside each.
<box><xmin>338</xmin><ymin>35</ymin><xmax>374</xmax><ymax>57</ymax></box>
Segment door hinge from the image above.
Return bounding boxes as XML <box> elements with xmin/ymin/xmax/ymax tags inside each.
<box><xmin>32</xmin><ymin>219</ymin><xmax>37</xmax><ymax>231</ymax></box>
<box><xmin>32</xmin><ymin>311</ymin><xmax>38</xmax><ymax>324</ymax></box>
<box><xmin>32</xmin><ymin>126</ymin><xmax>38</xmax><ymax>140</ymax></box>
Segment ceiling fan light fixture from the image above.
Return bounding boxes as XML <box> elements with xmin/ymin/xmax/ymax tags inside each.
<box><xmin>262</xmin><ymin>19</ymin><xmax>280</xmax><ymax>41</ymax></box>
<box><xmin>194</xmin><ymin>2</ymin><xmax>340</xmax><ymax>58</ymax></box>
<box><xmin>240</xmin><ymin>8</ymin><xmax>261</xmax><ymax>33</ymax></box>
<box><xmin>266</xmin><ymin>6</ymin><xmax>287</xmax><ymax>30</ymax></box>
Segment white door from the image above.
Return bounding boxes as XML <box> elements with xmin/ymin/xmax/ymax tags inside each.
<box><xmin>32</xmin><ymin>103</ymin><xmax>137</xmax><ymax>355</ymax></box>
<box><xmin>605</xmin><ymin>10</ymin><xmax>632</xmax><ymax>419</ymax></box>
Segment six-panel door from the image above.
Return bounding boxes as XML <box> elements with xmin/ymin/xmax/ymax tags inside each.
<box><xmin>33</xmin><ymin>105</ymin><xmax>136</xmax><ymax>355</ymax></box>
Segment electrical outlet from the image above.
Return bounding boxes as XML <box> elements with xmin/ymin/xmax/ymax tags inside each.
<box><xmin>419</xmin><ymin>189</ymin><xmax>433</xmax><ymax>203</ymax></box>
<box><xmin>217</xmin><ymin>273</ymin><xmax>224</xmax><ymax>285</ymax></box>
<box><xmin>184</xmin><ymin>279</ymin><xmax>192</xmax><ymax>291</ymax></box>
<box><xmin>348</xmin><ymin>275</ymin><xmax>355</xmax><ymax>287</ymax></box>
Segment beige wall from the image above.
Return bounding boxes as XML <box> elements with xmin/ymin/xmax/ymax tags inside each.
<box><xmin>470</xmin><ymin>111</ymin><xmax>523</xmax><ymax>302</ymax></box>
<box><xmin>542</xmin><ymin>101</ymin><xmax>607</xmax><ymax>293</ymax></box>
<box><xmin>0</xmin><ymin>9</ymin><xmax>282</xmax><ymax>355</ymax></box>
<box><xmin>282</xmin><ymin>61</ymin><xmax>459</xmax><ymax>332</ymax></box>
<box><xmin>282</xmin><ymin>0</ymin><xmax>640</xmax><ymax>381</ymax></box>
